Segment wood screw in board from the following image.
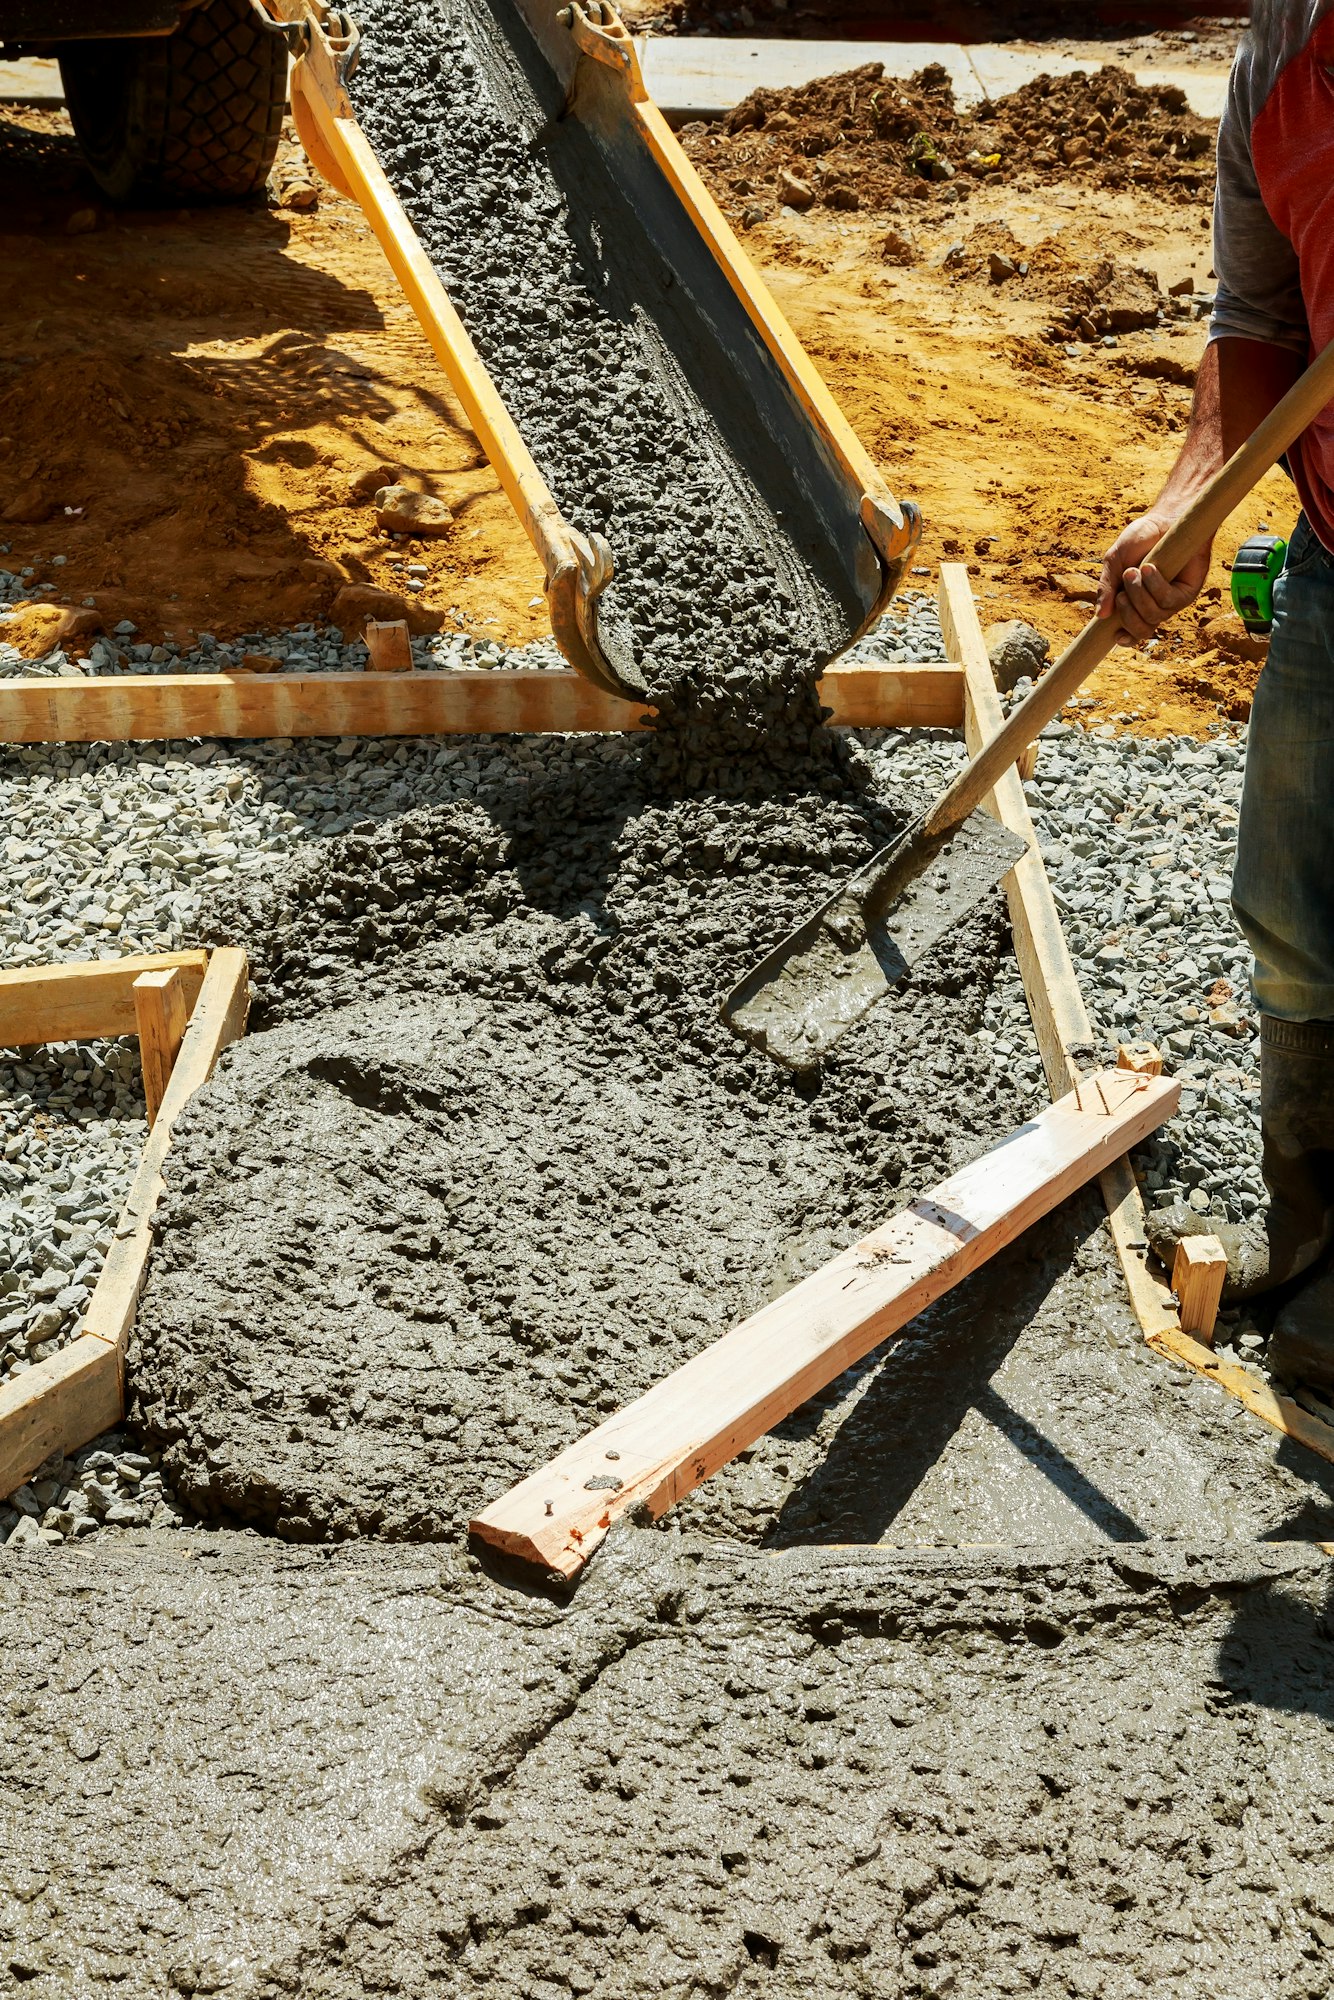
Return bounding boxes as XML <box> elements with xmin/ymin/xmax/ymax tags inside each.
<box><xmin>133</xmin><ymin>968</ymin><xmax>190</xmax><ymax>1126</ymax></box>
<box><xmin>364</xmin><ymin>619</ymin><xmax>413</xmax><ymax>672</ymax></box>
<box><xmin>1172</xmin><ymin>1236</ymin><xmax>1228</xmax><ymax>1347</ymax></box>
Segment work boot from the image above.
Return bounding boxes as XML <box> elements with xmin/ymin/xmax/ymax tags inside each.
<box><xmin>1268</xmin><ymin>1265</ymin><xmax>1334</xmax><ymax>1395</ymax></box>
<box><xmin>1146</xmin><ymin>1015</ymin><xmax>1334</xmax><ymax>1306</ymax></box>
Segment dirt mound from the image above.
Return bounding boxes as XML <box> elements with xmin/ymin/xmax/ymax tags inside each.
<box><xmin>981</xmin><ymin>64</ymin><xmax>1216</xmax><ymax>197</ymax></box>
<box><xmin>684</xmin><ymin>61</ymin><xmax>1215</xmax><ymax>221</ymax></box>
<box><xmin>940</xmin><ymin>220</ymin><xmax>1079</xmax><ymax>299</ymax></box>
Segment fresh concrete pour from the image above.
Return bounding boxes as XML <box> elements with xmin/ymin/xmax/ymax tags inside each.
<box><xmin>345</xmin><ymin>0</ymin><xmax>860</xmax><ymax>767</ymax></box>
<box><xmin>5</xmin><ymin>4</ymin><xmax>1334</xmax><ymax>1994</ymax></box>
<box><xmin>2</xmin><ymin>1536</ymin><xmax>1333</xmax><ymax>1998</ymax></box>
<box><xmin>134</xmin><ymin>751</ymin><xmax>1334</xmax><ymax>1553</ymax></box>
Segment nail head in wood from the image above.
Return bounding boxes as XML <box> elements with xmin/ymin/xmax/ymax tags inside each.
<box><xmin>133</xmin><ymin>967</ymin><xmax>190</xmax><ymax>1126</ymax></box>
<box><xmin>364</xmin><ymin>619</ymin><xmax>413</xmax><ymax>672</ymax></box>
<box><xmin>1172</xmin><ymin>1235</ymin><xmax>1228</xmax><ymax>1347</ymax></box>
<box><xmin>1118</xmin><ymin>1041</ymin><xmax>1164</xmax><ymax>1076</ymax></box>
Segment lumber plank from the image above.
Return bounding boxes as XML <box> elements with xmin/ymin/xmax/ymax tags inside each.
<box><xmin>1148</xmin><ymin>1327</ymin><xmax>1334</xmax><ymax>1468</ymax></box>
<box><xmin>0</xmin><ymin>1337</ymin><xmax>122</xmax><ymax>1503</ymax></box>
<box><xmin>0</xmin><ymin>663</ymin><xmax>963</xmax><ymax>744</ymax></box>
<box><xmin>133</xmin><ymin>967</ymin><xmax>190</xmax><ymax>1126</ymax></box>
<box><xmin>940</xmin><ymin>564</ymin><xmax>1182</xmax><ymax>1342</ymax></box>
<box><xmin>471</xmin><ymin>1067</ymin><xmax>1179</xmax><ymax>1578</ymax></box>
<box><xmin>0</xmin><ymin>950</ymin><xmax>208</xmax><ymax>1047</ymax></box>
<box><xmin>1173</xmin><ymin>1236</ymin><xmax>1228</xmax><ymax>1346</ymax></box>
<box><xmin>0</xmin><ymin>947</ymin><xmax>251</xmax><ymax>1501</ymax></box>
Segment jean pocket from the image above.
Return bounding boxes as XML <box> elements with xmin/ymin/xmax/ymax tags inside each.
<box><xmin>1283</xmin><ymin>515</ymin><xmax>1327</xmax><ymax>577</ymax></box>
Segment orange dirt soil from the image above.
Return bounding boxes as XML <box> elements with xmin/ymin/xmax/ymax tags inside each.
<box><xmin>0</xmin><ymin>108</ymin><xmax>546</xmax><ymax>653</ymax></box>
<box><xmin>0</xmin><ymin>75</ymin><xmax>1291</xmax><ymax>736</ymax></box>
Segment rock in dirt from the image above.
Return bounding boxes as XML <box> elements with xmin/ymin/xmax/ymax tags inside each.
<box><xmin>1047</xmin><ymin>567</ymin><xmax>1099</xmax><ymax>604</ymax></box>
<box><xmin>777</xmin><ymin>168</ymin><xmax>815</xmax><ymax>210</ymax></box>
<box><xmin>330</xmin><ymin>581</ymin><xmax>432</xmax><ymax>636</ymax></box>
<box><xmin>374</xmin><ymin>484</ymin><xmax>455</xmax><ymax>537</ymax></box>
<box><xmin>1200</xmin><ymin>611</ymin><xmax>1269</xmax><ymax>664</ymax></box>
<box><xmin>1053</xmin><ymin>259</ymin><xmax>1164</xmax><ymax>342</ymax></box>
<box><xmin>985</xmin><ymin>618</ymin><xmax>1049</xmax><ymax>692</ymax></box>
<box><xmin>3</xmin><ymin>480</ymin><xmax>55</xmax><ymax>525</ymax></box>
<box><xmin>0</xmin><ymin>600</ymin><xmax>101</xmax><ymax>659</ymax></box>
<box><xmin>348</xmin><ymin>462</ymin><xmax>402</xmax><ymax>503</ymax></box>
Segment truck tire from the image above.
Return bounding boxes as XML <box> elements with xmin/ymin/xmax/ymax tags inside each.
<box><xmin>59</xmin><ymin>0</ymin><xmax>287</xmax><ymax>205</ymax></box>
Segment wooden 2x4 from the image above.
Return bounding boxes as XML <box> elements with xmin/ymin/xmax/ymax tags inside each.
<box><xmin>471</xmin><ymin>1067</ymin><xmax>1179</xmax><ymax>1580</ymax></box>
<box><xmin>0</xmin><ymin>948</ymin><xmax>250</xmax><ymax>1499</ymax></box>
<box><xmin>0</xmin><ymin>664</ymin><xmax>964</xmax><ymax>745</ymax></box>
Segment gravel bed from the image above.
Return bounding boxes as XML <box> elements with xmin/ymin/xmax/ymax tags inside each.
<box><xmin>0</xmin><ymin>588</ymin><xmax>1274</xmax><ymax>1547</ymax></box>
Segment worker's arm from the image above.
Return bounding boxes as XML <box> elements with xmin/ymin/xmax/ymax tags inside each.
<box><xmin>1097</xmin><ymin>336</ymin><xmax>1304</xmax><ymax>642</ymax></box>
<box><xmin>1098</xmin><ymin>21</ymin><xmax>1307</xmax><ymax>644</ymax></box>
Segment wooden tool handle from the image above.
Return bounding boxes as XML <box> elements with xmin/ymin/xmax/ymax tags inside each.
<box><xmin>923</xmin><ymin>337</ymin><xmax>1334</xmax><ymax>838</ymax></box>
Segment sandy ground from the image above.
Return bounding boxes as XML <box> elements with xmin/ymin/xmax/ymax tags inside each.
<box><xmin>0</xmin><ymin>78</ymin><xmax>1292</xmax><ymax>734</ymax></box>
<box><xmin>725</xmin><ymin>182</ymin><xmax>1292</xmax><ymax>734</ymax></box>
<box><xmin>0</xmin><ymin>106</ymin><xmax>547</xmax><ymax>651</ymax></box>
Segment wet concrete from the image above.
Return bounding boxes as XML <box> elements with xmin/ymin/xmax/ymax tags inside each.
<box><xmin>347</xmin><ymin>0</ymin><xmax>871</xmax><ymax>766</ymax></box>
<box><xmin>131</xmin><ymin>739</ymin><xmax>1334</xmax><ymax>1552</ymax></box>
<box><xmin>19</xmin><ymin>2</ymin><xmax>1334</xmax><ymax>1982</ymax></box>
<box><xmin>137</xmin><ymin>763</ymin><xmax>1039</xmax><ymax>1541</ymax></box>
<box><xmin>3</xmin><ymin>1533</ymin><xmax>1333</xmax><ymax>1999</ymax></box>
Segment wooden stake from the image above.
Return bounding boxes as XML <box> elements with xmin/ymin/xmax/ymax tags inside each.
<box><xmin>133</xmin><ymin>967</ymin><xmax>190</xmax><ymax>1126</ymax></box>
<box><xmin>1118</xmin><ymin>1041</ymin><xmax>1164</xmax><ymax>1077</ymax></box>
<box><xmin>1172</xmin><ymin>1236</ymin><xmax>1228</xmax><ymax>1347</ymax></box>
<box><xmin>364</xmin><ymin>619</ymin><xmax>413</xmax><ymax>672</ymax></box>
<box><xmin>0</xmin><ymin>950</ymin><xmax>207</xmax><ymax>1048</ymax></box>
<box><xmin>0</xmin><ymin>663</ymin><xmax>963</xmax><ymax>744</ymax></box>
<box><xmin>471</xmin><ymin>1067</ymin><xmax>1178</xmax><ymax>1579</ymax></box>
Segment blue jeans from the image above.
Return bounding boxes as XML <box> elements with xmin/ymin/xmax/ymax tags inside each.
<box><xmin>1233</xmin><ymin>513</ymin><xmax>1334</xmax><ymax>1022</ymax></box>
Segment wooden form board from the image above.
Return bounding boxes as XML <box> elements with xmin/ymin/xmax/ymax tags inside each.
<box><xmin>0</xmin><ymin>950</ymin><xmax>207</xmax><ymax>1048</ymax></box>
<box><xmin>471</xmin><ymin>1066</ymin><xmax>1179</xmax><ymax>1579</ymax></box>
<box><xmin>0</xmin><ymin>948</ymin><xmax>250</xmax><ymax>1499</ymax></box>
<box><xmin>0</xmin><ymin>663</ymin><xmax>964</xmax><ymax>745</ymax></box>
<box><xmin>937</xmin><ymin>564</ymin><xmax>1334</xmax><ymax>1471</ymax></box>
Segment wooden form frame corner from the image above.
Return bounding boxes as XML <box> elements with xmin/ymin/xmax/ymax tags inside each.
<box><xmin>0</xmin><ymin>947</ymin><xmax>250</xmax><ymax>1498</ymax></box>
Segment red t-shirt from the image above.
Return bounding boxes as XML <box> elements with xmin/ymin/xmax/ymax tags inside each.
<box><xmin>1213</xmin><ymin>2</ymin><xmax>1334</xmax><ymax>545</ymax></box>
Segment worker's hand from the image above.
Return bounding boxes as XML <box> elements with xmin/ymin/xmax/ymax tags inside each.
<box><xmin>1097</xmin><ymin>513</ymin><xmax>1212</xmax><ymax>645</ymax></box>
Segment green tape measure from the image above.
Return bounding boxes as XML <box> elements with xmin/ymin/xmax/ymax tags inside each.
<box><xmin>1230</xmin><ymin>533</ymin><xmax>1288</xmax><ymax>635</ymax></box>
